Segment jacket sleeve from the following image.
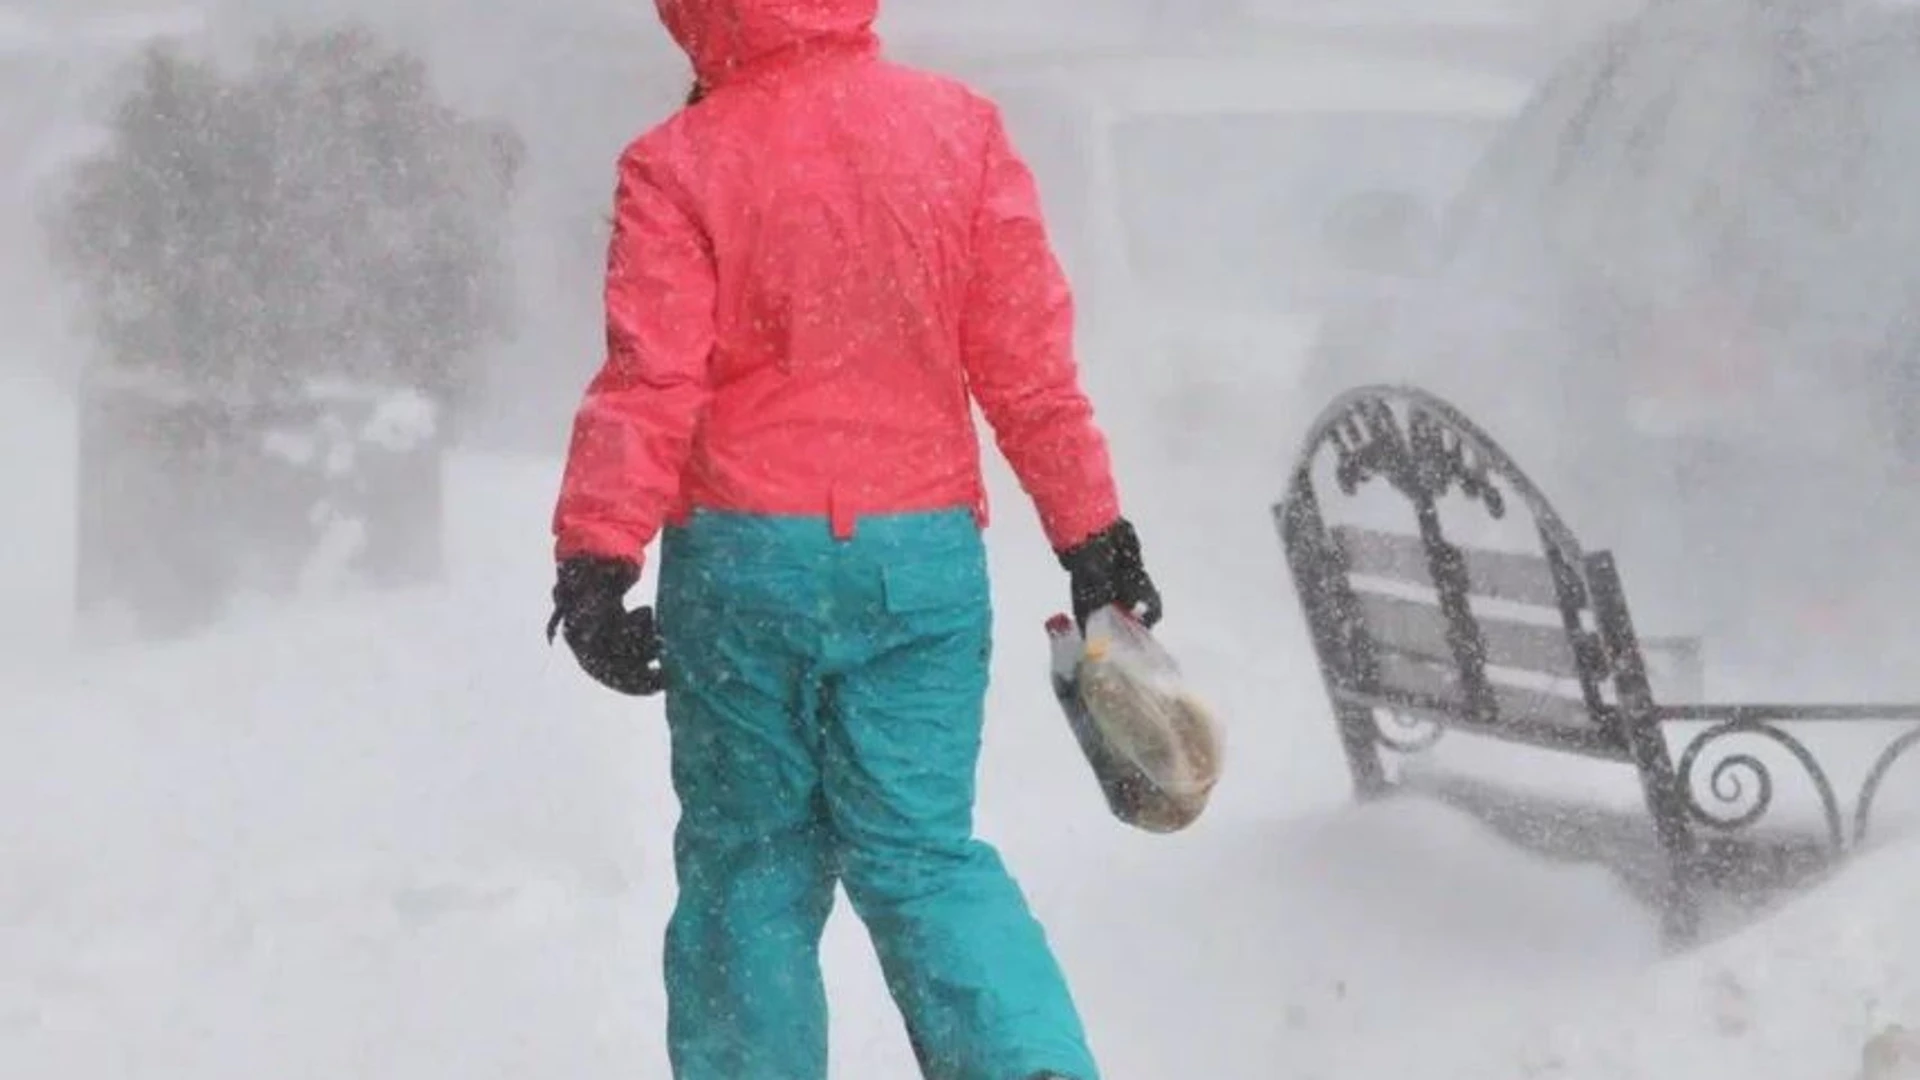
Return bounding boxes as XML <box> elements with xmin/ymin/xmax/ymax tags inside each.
<box><xmin>959</xmin><ymin>102</ymin><xmax>1122</xmax><ymax>554</ymax></box>
<box><xmin>551</xmin><ymin>144</ymin><xmax>716</xmax><ymax>566</ymax></box>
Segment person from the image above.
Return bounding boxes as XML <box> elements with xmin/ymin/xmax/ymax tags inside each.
<box><xmin>544</xmin><ymin>2</ymin><xmax>1162</xmax><ymax>1078</ymax></box>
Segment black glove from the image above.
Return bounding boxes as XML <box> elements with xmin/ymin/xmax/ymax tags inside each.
<box><xmin>1057</xmin><ymin>518</ymin><xmax>1163</xmax><ymax>630</ymax></box>
<box><xmin>546</xmin><ymin>555</ymin><xmax>664</xmax><ymax>696</ymax></box>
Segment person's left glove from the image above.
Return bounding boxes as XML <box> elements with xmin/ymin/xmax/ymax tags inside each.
<box><xmin>546</xmin><ymin>555</ymin><xmax>664</xmax><ymax>696</ymax></box>
<box><xmin>1058</xmin><ymin>518</ymin><xmax>1164</xmax><ymax>631</ymax></box>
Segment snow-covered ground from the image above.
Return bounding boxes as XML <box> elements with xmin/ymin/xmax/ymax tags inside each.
<box><xmin>5</xmin><ymin>2</ymin><xmax>1920</xmax><ymax>1077</ymax></box>
<box><xmin>4</xmin><ymin>409</ymin><xmax>1919</xmax><ymax>1078</ymax></box>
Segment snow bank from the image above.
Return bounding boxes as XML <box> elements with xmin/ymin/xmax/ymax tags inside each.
<box><xmin>1472</xmin><ymin>838</ymin><xmax>1920</xmax><ymax>1080</ymax></box>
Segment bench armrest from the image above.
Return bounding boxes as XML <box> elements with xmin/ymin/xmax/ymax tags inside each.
<box><xmin>1647</xmin><ymin>704</ymin><xmax>1920</xmax><ymax>851</ymax></box>
<box><xmin>1654</xmin><ymin>704</ymin><xmax>1920</xmax><ymax>723</ymax></box>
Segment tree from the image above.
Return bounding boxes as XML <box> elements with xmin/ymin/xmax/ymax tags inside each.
<box><xmin>46</xmin><ymin>24</ymin><xmax>525</xmax><ymax>639</ymax></box>
<box><xmin>51</xmin><ymin>23</ymin><xmax>522</xmax><ymax>406</ymax></box>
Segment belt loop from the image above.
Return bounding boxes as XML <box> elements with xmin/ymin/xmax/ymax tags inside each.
<box><xmin>829</xmin><ymin>490</ymin><xmax>857</xmax><ymax>541</ymax></box>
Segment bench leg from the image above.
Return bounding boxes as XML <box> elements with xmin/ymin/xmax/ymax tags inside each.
<box><xmin>1625</xmin><ymin>725</ymin><xmax>1703</xmax><ymax>948</ymax></box>
<box><xmin>1589</xmin><ymin>552</ymin><xmax>1704</xmax><ymax>948</ymax></box>
<box><xmin>1337</xmin><ymin>702</ymin><xmax>1390</xmax><ymax>800</ymax></box>
<box><xmin>1650</xmin><ymin>791</ymin><xmax>1702</xmax><ymax>947</ymax></box>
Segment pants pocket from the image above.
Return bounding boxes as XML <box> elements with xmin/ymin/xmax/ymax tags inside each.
<box><xmin>873</xmin><ymin>551</ymin><xmax>993</xmax><ymax>680</ymax></box>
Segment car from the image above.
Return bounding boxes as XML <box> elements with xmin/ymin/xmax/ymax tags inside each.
<box><xmin>1314</xmin><ymin>0</ymin><xmax>1920</xmax><ymax>677</ymax></box>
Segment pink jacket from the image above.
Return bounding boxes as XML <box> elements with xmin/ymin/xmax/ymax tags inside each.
<box><xmin>552</xmin><ymin>0</ymin><xmax>1121</xmax><ymax>567</ymax></box>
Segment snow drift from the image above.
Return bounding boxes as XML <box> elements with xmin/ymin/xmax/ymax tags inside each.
<box><xmin>3</xmin><ymin>446</ymin><xmax>1917</xmax><ymax>1079</ymax></box>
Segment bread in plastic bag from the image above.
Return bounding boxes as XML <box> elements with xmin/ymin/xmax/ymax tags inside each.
<box><xmin>1046</xmin><ymin>606</ymin><xmax>1223</xmax><ymax>833</ymax></box>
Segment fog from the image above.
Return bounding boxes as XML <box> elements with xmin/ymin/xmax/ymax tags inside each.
<box><xmin>5</xmin><ymin>1</ymin><xmax>1920</xmax><ymax>1077</ymax></box>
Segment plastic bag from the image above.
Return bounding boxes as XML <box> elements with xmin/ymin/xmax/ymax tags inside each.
<box><xmin>1046</xmin><ymin>607</ymin><xmax>1223</xmax><ymax>833</ymax></box>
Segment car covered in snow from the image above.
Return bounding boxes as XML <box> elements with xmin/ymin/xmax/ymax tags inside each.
<box><xmin>1308</xmin><ymin>0</ymin><xmax>1920</xmax><ymax>673</ymax></box>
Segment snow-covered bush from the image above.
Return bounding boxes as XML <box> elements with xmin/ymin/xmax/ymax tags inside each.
<box><xmin>46</xmin><ymin>23</ymin><xmax>523</xmax><ymax>639</ymax></box>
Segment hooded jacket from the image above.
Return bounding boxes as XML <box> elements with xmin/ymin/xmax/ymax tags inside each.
<box><xmin>552</xmin><ymin>0</ymin><xmax>1121</xmax><ymax>566</ymax></box>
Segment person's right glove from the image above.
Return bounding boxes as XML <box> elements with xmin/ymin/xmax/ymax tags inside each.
<box><xmin>546</xmin><ymin>555</ymin><xmax>664</xmax><ymax>697</ymax></box>
<box><xmin>1057</xmin><ymin>518</ymin><xmax>1164</xmax><ymax>630</ymax></box>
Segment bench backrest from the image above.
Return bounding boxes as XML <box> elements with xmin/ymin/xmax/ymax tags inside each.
<box><xmin>1277</xmin><ymin>387</ymin><xmax>1662</xmax><ymax>765</ymax></box>
<box><xmin>1323</xmin><ymin>522</ymin><xmax>1634</xmax><ymax>760</ymax></box>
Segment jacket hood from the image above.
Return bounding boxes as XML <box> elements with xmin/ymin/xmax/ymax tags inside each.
<box><xmin>655</xmin><ymin>0</ymin><xmax>880</xmax><ymax>88</ymax></box>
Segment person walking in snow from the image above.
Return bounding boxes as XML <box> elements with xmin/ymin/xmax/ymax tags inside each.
<box><xmin>544</xmin><ymin>3</ymin><xmax>1162</xmax><ymax>1077</ymax></box>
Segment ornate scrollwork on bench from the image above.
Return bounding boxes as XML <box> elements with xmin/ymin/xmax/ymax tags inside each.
<box><xmin>1298</xmin><ymin>387</ymin><xmax>1595</xmax><ymax>576</ymax></box>
<box><xmin>1323</xmin><ymin>394</ymin><xmax>1509</xmax><ymax>521</ymax></box>
<box><xmin>1665</xmin><ymin>706</ymin><xmax>1920</xmax><ymax>852</ymax></box>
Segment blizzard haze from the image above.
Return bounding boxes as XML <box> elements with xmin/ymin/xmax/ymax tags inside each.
<box><xmin>6</xmin><ymin>1</ymin><xmax>1920</xmax><ymax>1078</ymax></box>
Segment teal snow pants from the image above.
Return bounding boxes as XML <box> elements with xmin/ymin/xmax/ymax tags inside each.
<box><xmin>654</xmin><ymin>508</ymin><xmax>1099</xmax><ymax>1080</ymax></box>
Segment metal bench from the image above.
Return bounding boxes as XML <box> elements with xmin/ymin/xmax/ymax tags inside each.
<box><xmin>1274</xmin><ymin>385</ymin><xmax>1920</xmax><ymax>945</ymax></box>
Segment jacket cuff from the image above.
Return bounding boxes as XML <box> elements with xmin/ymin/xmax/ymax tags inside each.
<box><xmin>554</xmin><ymin>522</ymin><xmax>649</xmax><ymax>572</ymax></box>
<box><xmin>1043</xmin><ymin>493</ymin><xmax>1123</xmax><ymax>557</ymax></box>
